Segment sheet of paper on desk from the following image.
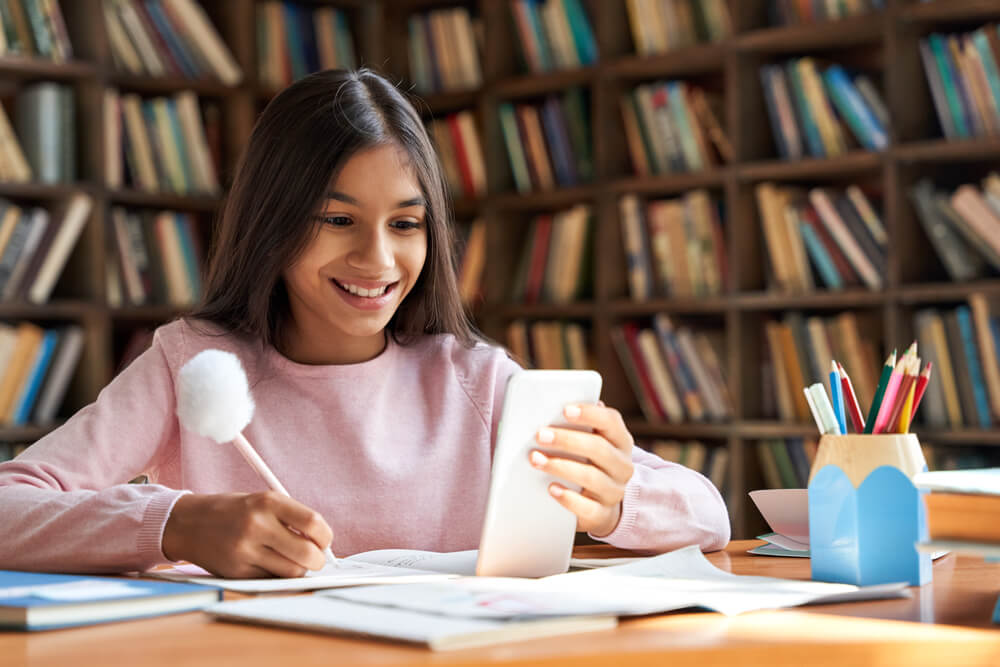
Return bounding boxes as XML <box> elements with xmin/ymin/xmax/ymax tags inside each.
<box><xmin>323</xmin><ymin>545</ymin><xmax>910</xmax><ymax>618</ymax></box>
<box><xmin>146</xmin><ymin>549</ymin><xmax>653</xmax><ymax>593</ymax></box>
<box><xmin>145</xmin><ymin>558</ymin><xmax>458</xmax><ymax>593</ymax></box>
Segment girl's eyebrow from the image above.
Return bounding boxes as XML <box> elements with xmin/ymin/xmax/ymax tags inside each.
<box><xmin>326</xmin><ymin>191</ymin><xmax>425</xmax><ymax>209</ymax></box>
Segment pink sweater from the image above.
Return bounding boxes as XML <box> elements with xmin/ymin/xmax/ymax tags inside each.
<box><xmin>0</xmin><ymin>319</ymin><xmax>730</xmax><ymax>573</ymax></box>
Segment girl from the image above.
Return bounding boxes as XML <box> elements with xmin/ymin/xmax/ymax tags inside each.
<box><xmin>0</xmin><ymin>69</ymin><xmax>729</xmax><ymax>577</ymax></box>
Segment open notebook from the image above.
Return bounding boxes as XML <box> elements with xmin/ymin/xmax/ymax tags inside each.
<box><xmin>145</xmin><ymin>549</ymin><xmax>647</xmax><ymax>593</ymax></box>
<box><xmin>205</xmin><ymin>545</ymin><xmax>910</xmax><ymax>650</ymax></box>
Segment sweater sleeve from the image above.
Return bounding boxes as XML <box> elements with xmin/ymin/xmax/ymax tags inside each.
<box><xmin>0</xmin><ymin>327</ymin><xmax>189</xmax><ymax>573</ymax></box>
<box><xmin>588</xmin><ymin>445</ymin><xmax>731</xmax><ymax>553</ymax></box>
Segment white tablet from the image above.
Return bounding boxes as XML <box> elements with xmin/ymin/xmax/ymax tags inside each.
<box><xmin>476</xmin><ymin>369</ymin><xmax>603</xmax><ymax>578</ymax></box>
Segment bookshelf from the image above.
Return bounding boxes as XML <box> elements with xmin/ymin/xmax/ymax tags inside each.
<box><xmin>4</xmin><ymin>0</ymin><xmax>1000</xmax><ymax>539</ymax></box>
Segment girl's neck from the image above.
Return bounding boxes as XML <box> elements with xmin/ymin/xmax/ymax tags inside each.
<box><xmin>277</xmin><ymin>323</ymin><xmax>388</xmax><ymax>366</ymax></box>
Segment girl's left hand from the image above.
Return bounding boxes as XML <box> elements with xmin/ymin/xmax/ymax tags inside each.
<box><xmin>529</xmin><ymin>402</ymin><xmax>635</xmax><ymax>537</ymax></box>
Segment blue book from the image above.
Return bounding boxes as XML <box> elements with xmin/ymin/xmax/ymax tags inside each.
<box><xmin>11</xmin><ymin>329</ymin><xmax>58</xmax><ymax>426</ymax></box>
<box><xmin>799</xmin><ymin>220</ymin><xmax>843</xmax><ymax>289</ymax></box>
<box><xmin>785</xmin><ymin>60</ymin><xmax>825</xmax><ymax>158</ymax></box>
<box><xmin>956</xmin><ymin>306</ymin><xmax>994</xmax><ymax>429</ymax></box>
<box><xmin>145</xmin><ymin>0</ymin><xmax>200</xmax><ymax>78</ymax></box>
<box><xmin>538</xmin><ymin>97</ymin><xmax>575</xmax><ymax>187</ymax></box>
<box><xmin>173</xmin><ymin>213</ymin><xmax>202</xmax><ymax>299</ymax></box>
<box><xmin>822</xmin><ymin>65</ymin><xmax>887</xmax><ymax>151</ymax></box>
<box><xmin>0</xmin><ymin>570</ymin><xmax>220</xmax><ymax>630</ymax></box>
<box><xmin>561</xmin><ymin>0</ymin><xmax>598</xmax><ymax>65</ymax></box>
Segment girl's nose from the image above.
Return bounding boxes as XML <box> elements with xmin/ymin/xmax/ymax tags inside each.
<box><xmin>350</xmin><ymin>228</ymin><xmax>393</xmax><ymax>271</ymax></box>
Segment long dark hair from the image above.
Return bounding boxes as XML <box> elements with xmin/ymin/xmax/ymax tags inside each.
<box><xmin>188</xmin><ymin>68</ymin><xmax>477</xmax><ymax>350</ymax></box>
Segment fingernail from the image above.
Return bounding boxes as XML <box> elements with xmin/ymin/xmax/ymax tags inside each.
<box><xmin>564</xmin><ymin>405</ymin><xmax>581</xmax><ymax>419</ymax></box>
<box><xmin>530</xmin><ymin>450</ymin><xmax>548</xmax><ymax>467</ymax></box>
<box><xmin>550</xmin><ymin>484</ymin><xmax>564</xmax><ymax>497</ymax></box>
<box><xmin>537</xmin><ymin>428</ymin><xmax>555</xmax><ymax>443</ymax></box>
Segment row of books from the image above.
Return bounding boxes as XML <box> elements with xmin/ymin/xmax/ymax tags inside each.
<box><xmin>107</xmin><ymin>207</ymin><xmax>204</xmax><ymax>308</ymax></box>
<box><xmin>919</xmin><ymin>26</ymin><xmax>1000</xmax><ymax>141</ymax></box>
<box><xmin>510</xmin><ymin>0</ymin><xmax>597</xmax><ymax>74</ymax></box>
<box><xmin>256</xmin><ymin>2</ymin><xmax>355</xmax><ymax>90</ymax></box>
<box><xmin>755</xmin><ymin>183</ymin><xmax>886</xmax><ymax>293</ymax></box>
<box><xmin>0</xmin><ymin>0</ymin><xmax>72</xmax><ymax>62</ymax></box>
<box><xmin>914</xmin><ymin>296</ymin><xmax>1000</xmax><ymax>430</ymax></box>
<box><xmin>762</xmin><ymin>312</ymin><xmax>880</xmax><ymax>423</ymax></box>
<box><xmin>767</xmin><ymin>0</ymin><xmax>884</xmax><ymax>26</ymax></box>
<box><xmin>761</xmin><ymin>59</ymin><xmax>888</xmax><ymax>160</ymax></box>
<box><xmin>612</xmin><ymin>314</ymin><xmax>733</xmax><ymax>424</ymax></box>
<box><xmin>647</xmin><ymin>439</ymin><xmax>728</xmax><ymax>494</ymax></box>
<box><xmin>625</xmin><ymin>0</ymin><xmax>731</xmax><ymax>56</ymax></box>
<box><xmin>619</xmin><ymin>190</ymin><xmax>727</xmax><ymax>301</ymax></box>
<box><xmin>509</xmin><ymin>204</ymin><xmax>591</xmax><ymax>305</ymax></box>
<box><xmin>621</xmin><ymin>80</ymin><xmax>732</xmax><ymax>176</ymax></box>
<box><xmin>499</xmin><ymin>89</ymin><xmax>592</xmax><ymax>192</ymax></box>
<box><xmin>0</xmin><ymin>322</ymin><xmax>84</xmax><ymax>427</ymax></box>
<box><xmin>910</xmin><ymin>175</ymin><xmax>1000</xmax><ymax>282</ymax></box>
<box><xmin>102</xmin><ymin>0</ymin><xmax>242</xmax><ymax>85</ymax></box>
<box><xmin>105</xmin><ymin>89</ymin><xmax>221</xmax><ymax>195</ymax></box>
<box><xmin>505</xmin><ymin>319</ymin><xmax>591</xmax><ymax>371</ymax></box>
<box><xmin>408</xmin><ymin>7</ymin><xmax>481</xmax><ymax>94</ymax></box>
<box><xmin>922</xmin><ymin>445</ymin><xmax>1000</xmax><ymax>472</ymax></box>
<box><xmin>0</xmin><ymin>82</ymin><xmax>73</xmax><ymax>184</ymax></box>
<box><xmin>456</xmin><ymin>219</ymin><xmax>486</xmax><ymax>308</ymax></box>
<box><xmin>756</xmin><ymin>438</ymin><xmax>818</xmax><ymax>489</ymax></box>
<box><xmin>427</xmin><ymin>111</ymin><xmax>487</xmax><ymax>200</ymax></box>
<box><xmin>0</xmin><ymin>193</ymin><xmax>93</xmax><ymax>305</ymax></box>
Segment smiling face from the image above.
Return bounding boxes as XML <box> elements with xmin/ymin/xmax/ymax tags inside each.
<box><xmin>280</xmin><ymin>144</ymin><xmax>429</xmax><ymax>364</ymax></box>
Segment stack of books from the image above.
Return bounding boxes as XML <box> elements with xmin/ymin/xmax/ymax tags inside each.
<box><xmin>761</xmin><ymin>312</ymin><xmax>879</xmax><ymax>422</ymax></box>
<box><xmin>0</xmin><ymin>0</ymin><xmax>73</xmax><ymax>61</ymax></box>
<box><xmin>619</xmin><ymin>190</ymin><xmax>727</xmax><ymax>300</ymax></box>
<box><xmin>919</xmin><ymin>26</ymin><xmax>1000</xmax><ymax>141</ymax></box>
<box><xmin>760</xmin><ymin>59</ymin><xmax>888</xmax><ymax>159</ymax></box>
<box><xmin>625</xmin><ymin>0</ymin><xmax>731</xmax><ymax>55</ymax></box>
<box><xmin>505</xmin><ymin>320</ymin><xmax>590</xmax><ymax>371</ymax></box>
<box><xmin>768</xmin><ymin>0</ymin><xmax>885</xmax><ymax>26</ymax></box>
<box><xmin>649</xmin><ymin>439</ymin><xmax>729</xmax><ymax>494</ymax></box>
<box><xmin>256</xmin><ymin>2</ymin><xmax>355</xmax><ymax>89</ymax></box>
<box><xmin>107</xmin><ymin>207</ymin><xmax>204</xmax><ymax>307</ymax></box>
<box><xmin>509</xmin><ymin>0</ymin><xmax>597</xmax><ymax>73</ymax></box>
<box><xmin>915</xmin><ymin>468</ymin><xmax>1000</xmax><ymax>559</ymax></box>
<box><xmin>757</xmin><ymin>439</ymin><xmax>818</xmax><ymax>490</ymax></box>
<box><xmin>755</xmin><ymin>183</ymin><xmax>887</xmax><ymax>292</ymax></box>
<box><xmin>499</xmin><ymin>89</ymin><xmax>592</xmax><ymax>192</ymax></box>
<box><xmin>612</xmin><ymin>314</ymin><xmax>732</xmax><ymax>424</ymax></box>
<box><xmin>0</xmin><ymin>322</ymin><xmax>84</xmax><ymax>427</ymax></box>
<box><xmin>101</xmin><ymin>0</ymin><xmax>242</xmax><ymax>85</ymax></box>
<box><xmin>105</xmin><ymin>89</ymin><xmax>220</xmax><ymax>194</ymax></box>
<box><xmin>427</xmin><ymin>111</ymin><xmax>487</xmax><ymax>200</ymax></box>
<box><xmin>620</xmin><ymin>80</ymin><xmax>732</xmax><ymax>175</ymax></box>
<box><xmin>14</xmin><ymin>82</ymin><xmax>75</xmax><ymax>185</ymax></box>
<box><xmin>910</xmin><ymin>175</ymin><xmax>1000</xmax><ymax>282</ymax></box>
<box><xmin>0</xmin><ymin>193</ymin><xmax>94</xmax><ymax>304</ymax></box>
<box><xmin>407</xmin><ymin>6</ymin><xmax>481</xmax><ymax>93</ymax></box>
<box><xmin>509</xmin><ymin>204</ymin><xmax>592</xmax><ymax>304</ymax></box>
<box><xmin>913</xmin><ymin>295</ymin><xmax>1000</xmax><ymax>430</ymax></box>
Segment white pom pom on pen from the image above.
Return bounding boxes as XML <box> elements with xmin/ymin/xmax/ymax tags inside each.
<box><xmin>177</xmin><ymin>349</ymin><xmax>255</xmax><ymax>444</ymax></box>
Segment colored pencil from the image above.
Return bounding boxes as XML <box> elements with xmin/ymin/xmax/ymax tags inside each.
<box><xmin>864</xmin><ymin>350</ymin><xmax>896</xmax><ymax>433</ymax></box>
<box><xmin>909</xmin><ymin>362</ymin><xmax>933</xmax><ymax>422</ymax></box>
<box><xmin>838</xmin><ymin>361</ymin><xmax>865</xmax><ymax>433</ymax></box>
<box><xmin>897</xmin><ymin>380</ymin><xmax>917</xmax><ymax>434</ymax></box>
<box><xmin>886</xmin><ymin>355</ymin><xmax>919</xmax><ymax>434</ymax></box>
<box><xmin>830</xmin><ymin>360</ymin><xmax>846</xmax><ymax>435</ymax></box>
<box><xmin>873</xmin><ymin>352</ymin><xmax>908</xmax><ymax>434</ymax></box>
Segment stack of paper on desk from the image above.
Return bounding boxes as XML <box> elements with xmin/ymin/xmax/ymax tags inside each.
<box><xmin>146</xmin><ymin>549</ymin><xmax>646</xmax><ymax>593</ymax></box>
<box><xmin>205</xmin><ymin>545</ymin><xmax>910</xmax><ymax>650</ymax></box>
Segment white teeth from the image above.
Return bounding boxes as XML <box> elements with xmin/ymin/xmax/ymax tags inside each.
<box><xmin>339</xmin><ymin>281</ymin><xmax>388</xmax><ymax>298</ymax></box>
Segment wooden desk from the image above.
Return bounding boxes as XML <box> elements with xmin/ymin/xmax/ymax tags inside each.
<box><xmin>6</xmin><ymin>540</ymin><xmax>1000</xmax><ymax>667</ymax></box>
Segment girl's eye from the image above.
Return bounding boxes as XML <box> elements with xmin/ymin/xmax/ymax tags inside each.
<box><xmin>316</xmin><ymin>215</ymin><xmax>352</xmax><ymax>227</ymax></box>
<box><xmin>392</xmin><ymin>220</ymin><xmax>424</xmax><ymax>231</ymax></box>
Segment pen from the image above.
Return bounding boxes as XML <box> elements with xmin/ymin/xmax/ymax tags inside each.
<box><xmin>231</xmin><ymin>433</ymin><xmax>339</xmax><ymax>568</ymax></box>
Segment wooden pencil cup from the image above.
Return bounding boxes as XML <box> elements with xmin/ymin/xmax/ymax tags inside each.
<box><xmin>808</xmin><ymin>434</ymin><xmax>932</xmax><ymax>587</ymax></box>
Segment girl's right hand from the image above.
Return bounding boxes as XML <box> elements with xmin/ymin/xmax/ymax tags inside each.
<box><xmin>161</xmin><ymin>491</ymin><xmax>333</xmax><ymax>578</ymax></box>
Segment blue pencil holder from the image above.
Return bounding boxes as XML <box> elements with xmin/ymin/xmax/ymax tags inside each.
<box><xmin>808</xmin><ymin>434</ymin><xmax>932</xmax><ymax>587</ymax></box>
